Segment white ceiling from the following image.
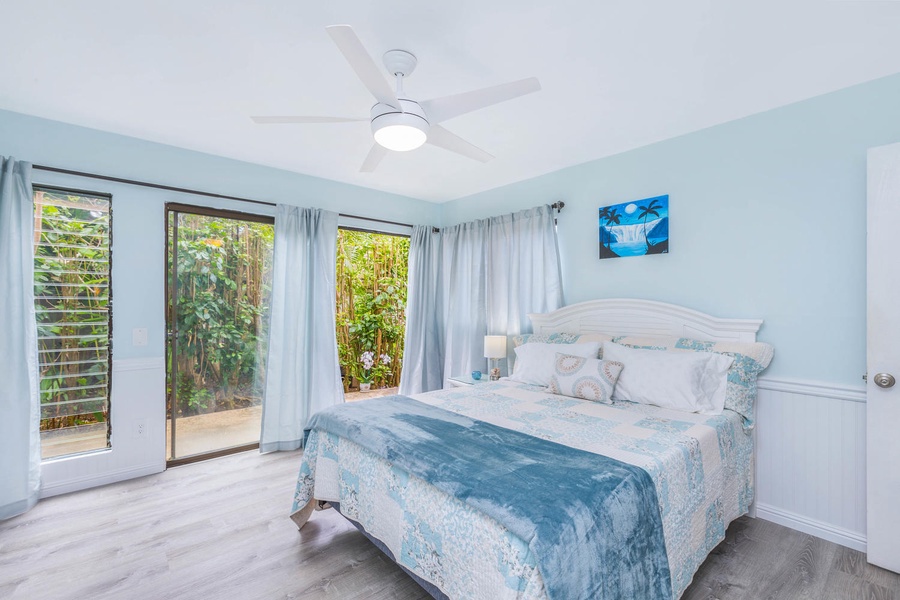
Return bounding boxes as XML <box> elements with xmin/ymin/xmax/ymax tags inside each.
<box><xmin>3</xmin><ymin>1</ymin><xmax>900</xmax><ymax>202</ymax></box>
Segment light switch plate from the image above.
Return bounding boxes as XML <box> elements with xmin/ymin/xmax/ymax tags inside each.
<box><xmin>133</xmin><ymin>328</ymin><xmax>148</xmax><ymax>347</ymax></box>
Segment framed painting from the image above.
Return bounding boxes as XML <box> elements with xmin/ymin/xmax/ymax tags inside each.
<box><xmin>599</xmin><ymin>195</ymin><xmax>669</xmax><ymax>259</ymax></box>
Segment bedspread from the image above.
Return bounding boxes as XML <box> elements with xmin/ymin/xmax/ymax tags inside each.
<box><xmin>302</xmin><ymin>396</ymin><xmax>670</xmax><ymax>600</ymax></box>
<box><xmin>292</xmin><ymin>380</ymin><xmax>753</xmax><ymax>599</ymax></box>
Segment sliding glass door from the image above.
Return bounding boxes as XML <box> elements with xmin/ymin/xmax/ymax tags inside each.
<box><xmin>165</xmin><ymin>204</ymin><xmax>274</xmax><ymax>464</ymax></box>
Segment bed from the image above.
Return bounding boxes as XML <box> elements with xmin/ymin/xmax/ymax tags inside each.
<box><xmin>290</xmin><ymin>299</ymin><xmax>773</xmax><ymax>599</ymax></box>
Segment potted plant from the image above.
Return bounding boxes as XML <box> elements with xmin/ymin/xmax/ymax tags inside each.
<box><xmin>358</xmin><ymin>351</ymin><xmax>374</xmax><ymax>391</ymax></box>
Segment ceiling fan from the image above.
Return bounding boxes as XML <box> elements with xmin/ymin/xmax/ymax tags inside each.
<box><xmin>251</xmin><ymin>25</ymin><xmax>541</xmax><ymax>172</ymax></box>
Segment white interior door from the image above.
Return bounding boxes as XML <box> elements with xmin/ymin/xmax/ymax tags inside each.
<box><xmin>866</xmin><ymin>141</ymin><xmax>900</xmax><ymax>573</ymax></box>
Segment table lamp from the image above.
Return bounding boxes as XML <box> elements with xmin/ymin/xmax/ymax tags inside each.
<box><xmin>484</xmin><ymin>335</ymin><xmax>507</xmax><ymax>381</ymax></box>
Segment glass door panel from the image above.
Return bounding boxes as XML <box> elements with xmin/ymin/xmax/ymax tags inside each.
<box><xmin>166</xmin><ymin>205</ymin><xmax>274</xmax><ymax>463</ymax></box>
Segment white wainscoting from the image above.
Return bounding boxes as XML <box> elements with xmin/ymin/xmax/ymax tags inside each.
<box><xmin>40</xmin><ymin>357</ymin><xmax>167</xmax><ymax>498</ymax></box>
<box><xmin>755</xmin><ymin>376</ymin><xmax>867</xmax><ymax>552</ymax></box>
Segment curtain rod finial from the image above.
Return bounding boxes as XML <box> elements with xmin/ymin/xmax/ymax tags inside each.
<box><xmin>551</xmin><ymin>201</ymin><xmax>565</xmax><ymax>214</ymax></box>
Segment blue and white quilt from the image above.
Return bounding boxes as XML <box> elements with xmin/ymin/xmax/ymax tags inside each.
<box><xmin>292</xmin><ymin>380</ymin><xmax>753</xmax><ymax>600</ymax></box>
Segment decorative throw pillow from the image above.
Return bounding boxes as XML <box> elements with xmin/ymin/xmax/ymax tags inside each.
<box><xmin>547</xmin><ymin>353</ymin><xmax>624</xmax><ymax>403</ymax></box>
<box><xmin>508</xmin><ymin>341</ymin><xmax>602</xmax><ymax>386</ymax></box>
<box><xmin>602</xmin><ymin>341</ymin><xmax>735</xmax><ymax>414</ymax></box>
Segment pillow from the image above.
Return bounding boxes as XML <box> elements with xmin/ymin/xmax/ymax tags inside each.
<box><xmin>511</xmin><ymin>333</ymin><xmax>613</xmax><ymax>375</ymax></box>
<box><xmin>602</xmin><ymin>341</ymin><xmax>734</xmax><ymax>414</ymax></box>
<box><xmin>512</xmin><ymin>332</ymin><xmax>613</xmax><ymax>348</ymax></box>
<box><xmin>547</xmin><ymin>353</ymin><xmax>624</xmax><ymax>403</ymax></box>
<box><xmin>610</xmin><ymin>335</ymin><xmax>774</xmax><ymax>425</ymax></box>
<box><xmin>508</xmin><ymin>341</ymin><xmax>602</xmax><ymax>386</ymax></box>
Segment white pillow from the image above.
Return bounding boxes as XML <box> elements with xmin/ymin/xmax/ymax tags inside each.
<box><xmin>508</xmin><ymin>341</ymin><xmax>602</xmax><ymax>386</ymax></box>
<box><xmin>602</xmin><ymin>341</ymin><xmax>734</xmax><ymax>414</ymax></box>
<box><xmin>547</xmin><ymin>353</ymin><xmax>624</xmax><ymax>403</ymax></box>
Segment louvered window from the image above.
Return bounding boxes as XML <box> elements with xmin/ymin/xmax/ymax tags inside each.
<box><xmin>33</xmin><ymin>187</ymin><xmax>112</xmax><ymax>460</ymax></box>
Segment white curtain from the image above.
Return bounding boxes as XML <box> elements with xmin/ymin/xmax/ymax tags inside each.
<box><xmin>401</xmin><ymin>204</ymin><xmax>563</xmax><ymax>394</ymax></box>
<box><xmin>485</xmin><ymin>205</ymin><xmax>564</xmax><ymax>341</ymax></box>
<box><xmin>260</xmin><ymin>205</ymin><xmax>342</xmax><ymax>452</ymax></box>
<box><xmin>440</xmin><ymin>220</ymin><xmax>489</xmax><ymax>386</ymax></box>
<box><xmin>399</xmin><ymin>226</ymin><xmax>444</xmax><ymax>395</ymax></box>
<box><xmin>0</xmin><ymin>156</ymin><xmax>41</xmax><ymax>519</ymax></box>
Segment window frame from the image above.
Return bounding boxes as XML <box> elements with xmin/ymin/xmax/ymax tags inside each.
<box><xmin>33</xmin><ymin>184</ymin><xmax>113</xmax><ymax>461</ymax></box>
<box><xmin>334</xmin><ymin>226</ymin><xmax>411</xmax><ymax>394</ymax></box>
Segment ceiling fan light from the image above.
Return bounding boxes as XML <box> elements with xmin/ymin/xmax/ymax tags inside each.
<box><xmin>374</xmin><ymin>125</ymin><xmax>427</xmax><ymax>151</ymax></box>
<box><xmin>371</xmin><ymin>110</ymin><xmax>429</xmax><ymax>151</ymax></box>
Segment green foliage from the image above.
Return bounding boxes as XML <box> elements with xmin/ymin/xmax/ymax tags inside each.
<box><xmin>169</xmin><ymin>214</ymin><xmax>274</xmax><ymax>416</ymax></box>
<box><xmin>33</xmin><ymin>191</ymin><xmax>110</xmax><ymax>432</ymax></box>
<box><xmin>36</xmin><ymin>196</ymin><xmax>405</xmax><ymax>434</ymax></box>
<box><xmin>176</xmin><ymin>373</ymin><xmax>212</xmax><ymax>412</ymax></box>
<box><xmin>335</xmin><ymin>230</ymin><xmax>409</xmax><ymax>389</ymax></box>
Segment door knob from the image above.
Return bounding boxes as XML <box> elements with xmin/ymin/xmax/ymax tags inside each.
<box><xmin>874</xmin><ymin>373</ymin><xmax>896</xmax><ymax>388</ymax></box>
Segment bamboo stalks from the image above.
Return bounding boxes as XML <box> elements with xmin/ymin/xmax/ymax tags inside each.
<box><xmin>167</xmin><ymin>214</ymin><xmax>275</xmax><ymax>417</ymax></box>
<box><xmin>334</xmin><ymin>230</ymin><xmax>409</xmax><ymax>389</ymax></box>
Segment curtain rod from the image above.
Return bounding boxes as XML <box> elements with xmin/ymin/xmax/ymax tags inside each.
<box><xmin>32</xmin><ymin>163</ymin><xmax>417</xmax><ymax>229</ymax></box>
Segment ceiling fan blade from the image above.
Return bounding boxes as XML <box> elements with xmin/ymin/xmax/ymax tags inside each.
<box><xmin>420</xmin><ymin>77</ymin><xmax>541</xmax><ymax>124</ymax></box>
<box><xmin>251</xmin><ymin>116</ymin><xmax>366</xmax><ymax>124</ymax></box>
<box><xmin>426</xmin><ymin>125</ymin><xmax>493</xmax><ymax>163</ymax></box>
<box><xmin>360</xmin><ymin>143</ymin><xmax>389</xmax><ymax>172</ymax></box>
<box><xmin>326</xmin><ymin>25</ymin><xmax>401</xmax><ymax>110</ymax></box>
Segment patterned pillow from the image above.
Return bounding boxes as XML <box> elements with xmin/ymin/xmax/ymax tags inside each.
<box><xmin>512</xmin><ymin>332</ymin><xmax>614</xmax><ymax>347</ymax></box>
<box><xmin>509</xmin><ymin>342</ymin><xmax>602</xmax><ymax>385</ymax></box>
<box><xmin>547</xmin><ymin>353</ymin><xmax>624</xmax><ymax>403</ymax></box>
<box><xmin>511</xmin><ymin>333</ymin><xmax>614</xmax><ymax>375</ymax></box>
<box><xmin>611</xmin><ymin>335</ymin><xmax>774</xmax><ymax>427</ymax></box>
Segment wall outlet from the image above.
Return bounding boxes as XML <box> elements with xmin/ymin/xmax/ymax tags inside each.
<box><xmin>133</xmin><ymin>418</ymin><xmax>147</xmax><ymax>439</ymax></box>
<box><xmin>132</xmin><ymin>328</ymin><xmax>148</xmax><ymax>347</ymax></box>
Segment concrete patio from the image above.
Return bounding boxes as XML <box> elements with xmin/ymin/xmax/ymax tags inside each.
<box><xmin>167</xmin><ymin>386</ymin><xmax>398</xmax><ymax>457</ymax></box>
<box><xmin>41</xmin><ymin>387</ymin><xmax>400</xmax><ymax>460</ymax></box>
<box><xmin>41</xmin><ymin>424</ymin><xmax>108</xmax><ymax>460</ymax></box>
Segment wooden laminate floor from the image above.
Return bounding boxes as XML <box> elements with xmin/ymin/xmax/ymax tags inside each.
<box><xmin>1</xmin><ymin>450</ymin><xmax>898</xmax><ymax>600</ymax></box>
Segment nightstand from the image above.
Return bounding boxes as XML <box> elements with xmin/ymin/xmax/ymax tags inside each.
<box><xmin>446</xmin><ymin>374</ymin><xmax>489</xmax><ymax>388</ymax></box>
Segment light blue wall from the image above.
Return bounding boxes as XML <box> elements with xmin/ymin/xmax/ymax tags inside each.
<box><xmin>7</xmin><ymin>67</ymin><xmax>900</xmax><ymax>386</ymax></box>
<box><xmin>1</xmin><ymin>109</ymin><xmax>443</xmax><ymax>491</ymax></box>
<box><xmin>0</xmin><ymin>109</ymin><xmax>441</xmax><ymax>361</ymax></box>
<box><xmin>441</xmin><ymin>73</ymin><xmax>900</xmax><ymax>385</ymax></box>
<box><xmin>0</xmin><ymin>110</ymin><xmax>438</xmax><ymax>226</ymax></box>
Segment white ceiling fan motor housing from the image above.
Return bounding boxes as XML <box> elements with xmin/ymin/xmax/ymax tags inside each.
<box><xmin>383</xmin><ymin>49</ymin><xmax>418</xmax><ymax>78</ymax></box>
<box><xmin>371</xmin><ymin>99</ymin><xmax>430</xmax><ymax>151</ymax></box>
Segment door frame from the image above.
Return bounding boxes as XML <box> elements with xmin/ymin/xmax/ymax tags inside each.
<box><xmin>164</xmin><ymin>202</ymin><xmax>274</xmax><ymax>467</ymax></box>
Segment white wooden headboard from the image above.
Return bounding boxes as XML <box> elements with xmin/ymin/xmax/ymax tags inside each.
<box><xmin>528</xmin><ymin>298</ymin><xmax>762</xmax><ymax>343</ymax></box>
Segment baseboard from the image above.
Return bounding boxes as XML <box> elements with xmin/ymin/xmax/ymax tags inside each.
<box><xmin>39</xmin><ymin>462</ymin><xmax>164</xmax><ymax>499</ymax></box>
<box><xmin>755</xmin><ymin>502</ymin><xmax>867</xmax><ymax>553</ymax></box>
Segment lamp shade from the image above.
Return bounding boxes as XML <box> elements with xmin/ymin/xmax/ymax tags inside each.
<box><xmin>373</xmin><ymin>120</ymin><xmax>428</xmax><ymax>151</ymax></box>
<box><xmin>370</xmin><ymin>101</ymin><xmax>429</xmax><ymax>152</ymax></box>
<box><xmin>484</xmin><ymin>335</ymin><xmax>507</xmax><ymax>359</ymax></box>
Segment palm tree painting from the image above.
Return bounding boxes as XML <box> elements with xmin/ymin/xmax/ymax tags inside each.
<box><xmin>598</xmin><ymin>194</ymin><xmax>668</xmax><ymax>259</ymax></box>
